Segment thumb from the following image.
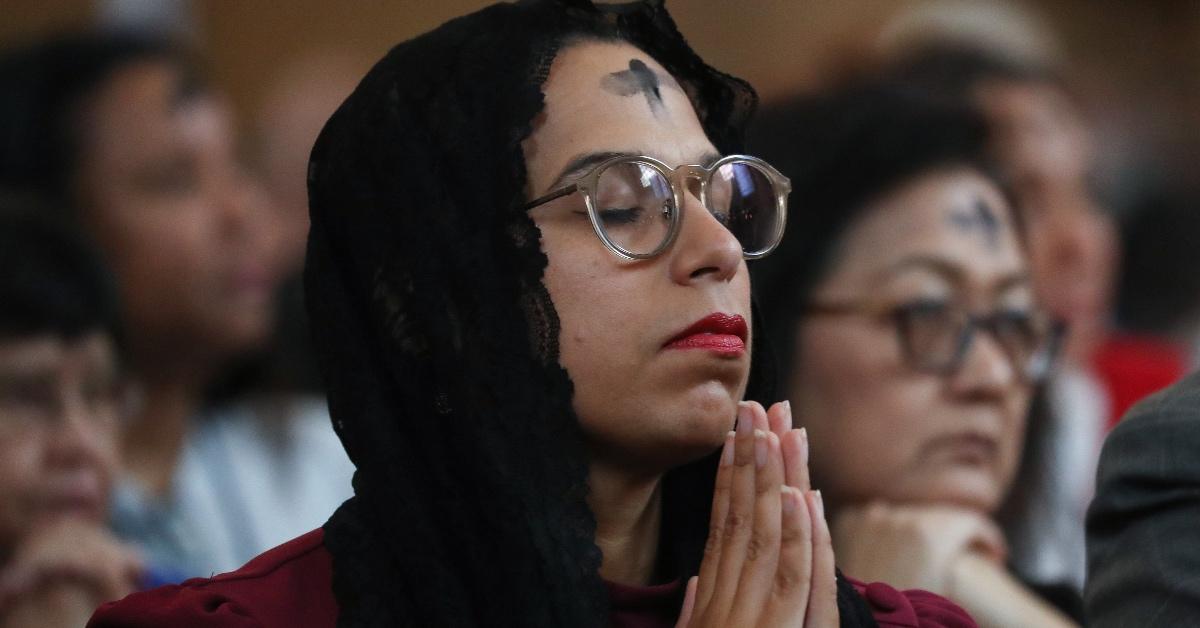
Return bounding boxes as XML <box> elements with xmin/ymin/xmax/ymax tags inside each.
<box><xmin>675</xmin><ymin>576</ymin><xmax>698</xmax><ymax>628</ymax></box>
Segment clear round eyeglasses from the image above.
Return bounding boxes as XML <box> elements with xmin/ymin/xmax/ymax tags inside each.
<box><xmin>523</xmin><ymin>154</ymin><xmax>791</xmax><ymax>260</ymax></box>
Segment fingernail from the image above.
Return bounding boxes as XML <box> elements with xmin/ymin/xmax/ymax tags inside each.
<box><xmin>799</xmin><ymin>427</ymin><xmax>809</xmax><ymax>464</ymax></box>
<box><xmin>736</xmin><ymin>402</ymin><xmax>752</xmax><ymax>435</ymax></box>
<box><xmin>721</xmin><ymin>431</ymin><xmax>735</xmax><ymax>466</ymax></box>
<box><xmin>782</xmin><ymin>487</ymin><xmax>797</xmax><ymax>514</ymax></box>
<box><xmin>754</xmin><ymin>429</ymin><xmax>767</xmax><ymax>467</ymax></box>
<box><xmin>813</xmin><ymin>490</ymin><xmax>825</xmax><ymax>520</ymax></box>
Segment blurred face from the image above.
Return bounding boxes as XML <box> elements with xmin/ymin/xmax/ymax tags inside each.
<box><xmin>524</xmin><ymin>41</ymin><xmax>752</xmax><ymax>473</ymax></box>
<box><xmin>792</xmin><ymin>168</ymin><xmax>1034</xmax><ymax>513</ymax></box>
<box><xmin>0</xmin><ymin>333</ymin><xmax>120</xmax><ymax>557</ymax></box>
<box><xmin>977</xmin><ymin>80</ymin><xmax>1118</xmax><ymax>364</ymax></box>
<box><xmin>75</xmin><ymin>60</ymin><xmax>282</xmax><ymax>367</ymax></box>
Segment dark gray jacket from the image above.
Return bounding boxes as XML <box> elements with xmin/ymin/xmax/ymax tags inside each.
<box><xmin>1086</xmin><ymin>369</ymin><xmax>1200</xmax><ymax>627</ymax></box>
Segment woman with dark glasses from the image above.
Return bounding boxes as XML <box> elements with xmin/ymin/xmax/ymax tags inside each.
<box><xmin>90</xmin><ymin>2</ymin><xmax>970</xmax><ymax>626</ymax></box>
<box><xmin>752</xmin><ymin>82</ymin><xmax>1073</xmax><ymax>628</ymax></box>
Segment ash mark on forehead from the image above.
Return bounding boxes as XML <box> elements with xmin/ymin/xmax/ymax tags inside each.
<box><xmin>949</xmin><ymin>197</ymin><xmax>1003</xmax><ymax>251</ymax></box>
<box><xmin>601</xmin><ymin>59</ymin><xmax>668</xmax><ymax>118</ymax></box>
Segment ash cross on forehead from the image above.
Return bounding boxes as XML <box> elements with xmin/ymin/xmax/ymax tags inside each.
<box><xmin>950</xmin><ymin>198</ymin><xmax>1003</xmax><ymax>250</ymax></box>
<box><xmin>601</xmin><ymin>59</ymin><xmax>668</xmax><ymax>118</ymax></box>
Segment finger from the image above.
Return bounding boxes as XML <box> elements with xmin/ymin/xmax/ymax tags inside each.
<box><xmin>675</xmin><ymin>576</ymin><xmax>698</xmax><ymax>628</ymax></box>
<box><xmin>803</xmin><ymin>491</ymin><xmax>839</xmax><ymax>628</ymax></box>
<box><xmin>968</xmin><ymin>517</ymin><xmax>1009</xmax><ymax>563</ymax></box>
<box><xmin>927</xmin><ymin>507</ymin><xmax>1008</xmax><ymax>563</ymax></box>
<box><xmin>781</xmin><ymin>426</ymin><xmax>810</xmax><ymax>492</ymax></box>
<box><xmin>767</xmin><ymin>401</ymin><xmax>791</xmax><ymax>439</ymax></box>
<box><xmin>727</xmin><ymin>430</ymin><xmax>784</xmax><ymax>625</ymax></box>
<box><xmin>101</xmin><ymin>558</ymin><xmax>139</xmax><ymax>602</ymax></box>
<box><xmin>748</xmin><ymin>400</ymin><xmax>770</xmax><ymax>434</ymax></box>
<box><xmin>706</xmin><ymin>402</ymin><xmax>758</xmax><ymax>621</ymax></box>
<box><xmin>694</xmin><ymin>430</ymin><xmax>735</xmax><ymax>612</ymax></box>
<box><xmin>759</xmin><ymin>486</ymin><xmax>813</xmax><ymax>626</ymax></box>
<box><xmin>120</xmin><ymin>546</ymin><xmax>145</xmax><ymax>583</ymax></box>
<box><xmin>0</xmin><ymin>566</ymin><xmax>37</xmax><ymax>609</ymax></box>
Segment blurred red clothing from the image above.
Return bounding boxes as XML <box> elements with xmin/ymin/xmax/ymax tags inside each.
<box><xmin>1093</xmin><ymin>334</ymin><xmax>1189</xmax><ymax>430</ymax></box>
<box><xmin>90</xmin><ymin>528</ymin><xmax>976</xmax><ymax>627</ymax></box>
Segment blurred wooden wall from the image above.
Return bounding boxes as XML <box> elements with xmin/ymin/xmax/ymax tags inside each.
<box><xmin>4</xmin><ymin>1</ymin><xmax>1200</xmax><ymax>178</ymax></box>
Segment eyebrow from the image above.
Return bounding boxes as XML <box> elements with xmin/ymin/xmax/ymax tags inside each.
<box><xmin>545</xmin><ymin>151</ymin><xmax>628</xmax><ymax>194</ymax></box>
<box><xmin>881</xmin><ymin>255</ymin><xmax>1032</xmax><ymax>297</ymax></box>
<box><xmin>542</xmin><ymin>149</ymin><xmax>724</xmax><ymax>195</ymax></box>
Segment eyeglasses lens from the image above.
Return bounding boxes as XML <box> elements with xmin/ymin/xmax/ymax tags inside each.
<box><xmin>898</xmin><ymin>303</ymin><xmax>1056</xmax><ymax>379</ymax></box>
<box><xmin>898</xmin><ymin>303</ymin><xmax>964</xmax><ymax>371</ymax></box>
<box><xmin>711</xmin><ymin>161</ymin><xmax>780</xmax><ymax>256</ymax></box>
<box><xmin>594</xmin><ymin>162</ymin><xmax>674</xmax><ymax>257</ymax></box>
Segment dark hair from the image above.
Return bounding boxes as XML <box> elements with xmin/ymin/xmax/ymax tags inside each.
<box><xmin>0</xmin><ymin>31</ymin><xmax>201</xmax><ymax>214</ymax></box>
<box><xmin>749</xmin><ymin>81</ymin><xmax>999</xmax><ymax>379</ymax></box>
<box><xmin>1116</xmin><ymin>185</ymin><xmax>1200</xmax><ymax>336</ymax></box>
<box><xmin>0</xmin><ymin>196</ymin><xmax>121</xmax><ymax>345</ymax></box>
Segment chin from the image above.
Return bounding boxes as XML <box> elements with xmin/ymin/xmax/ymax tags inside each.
<box><xmin>922</xmin><ymin>474</ymin><xmax>1003</xmax><ymax>513</ymax></box>
<box><xmin>214</xmin><ymin>313</ymin><xmax>275</xmax><ymax>350</ymax></box>
<box><xmin>618</xmin><ymin>408</ymin><xmax>733</xmax><ymax>473</ymax></box>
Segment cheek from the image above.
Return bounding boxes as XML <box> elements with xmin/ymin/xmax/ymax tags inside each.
<box><xmin>540</xmin><ymin>231</ymin><xmax>637</xmax><ymax>402</ymax></box>
<box><xmin>89</xmin><ymin>197</ymin><xmax>219</xmax><ymax>312</ymax></box>
<box><xmin>0</xmin><ymin>436</ymin><xmax>44</xmax><ymax>525</ymax></box>
<box><xmin>793</xmin><ymin>323</ymin><xmax>943</xmax><ymax>498</ymax></box>
<box><xmin>995</xmin><ymin>390</ymin><xmax>1032</xmax><ymax>484</ymax></box>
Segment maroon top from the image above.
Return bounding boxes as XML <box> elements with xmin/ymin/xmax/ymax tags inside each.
<box><xmin>89</xmin><ymin>529</ymin><xmax>975</xmax><ymax>628</ymax></box>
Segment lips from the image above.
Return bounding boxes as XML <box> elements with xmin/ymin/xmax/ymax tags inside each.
<box><xmin>929</xmin><ymin>432</ymin><xmax>999</xmax><ymax>466</ymax></box>
<box><xmin>664</xmin><ymin>313</ymin><xmax>748</xmax><ymax>357</ymax></box>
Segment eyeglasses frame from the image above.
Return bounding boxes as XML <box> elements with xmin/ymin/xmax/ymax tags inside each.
<box><xmin>806</xmin><ymin>299</ymin><xmax>1066</xmax><ymax>383</ymax></box>
<box><xmin>523</xmin><ymin>153</ymin><xmax>791</xmax><ymax>261</ymax></box>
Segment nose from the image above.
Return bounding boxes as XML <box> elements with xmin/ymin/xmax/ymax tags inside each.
<box><xmin>45</xmin><ymin>390</ymin><xmax>106</xmax><ymax>470</ymax></box>
<box><xmin>217</xmin><ymin>169</ymin><xmax>258</xmax><ymax>236</ymax></box>
<box><xmin>667</xmin><ymin>186</ymin><xmax>743</xmax><ymax>284</ymax></box>
<box><xmin>948</xmin><ymin>327</ymin><xmax>1018</xmax><ymax>401</ymax></box>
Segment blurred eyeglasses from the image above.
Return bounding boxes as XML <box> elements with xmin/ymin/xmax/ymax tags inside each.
<box><xmin>0</xmin><ymin>376</ymin><xmax>130</xmax><ymax>437</ymax></box>
<box><xmin>807</xmin><ymin>299</ymin><xmax>1065</xmax><ymax>382</ymax></box>
<box><xmin>523</xmin><ymin>154</ymin><xmax>790</xmax><ymax>260</ymax></box>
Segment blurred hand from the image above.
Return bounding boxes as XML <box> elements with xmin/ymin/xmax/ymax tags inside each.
<box><xmin>0</xmin><ymin>518</ymin><xmax>142</xmax><ymax>628</ymax></box>
<box><xmin>832</xmin><ymin>502</ymin><xmax>1007</xmax><ymax>595</ymax></box>
<box><xmin>677</xmin><ymin>401</ymin><xmax>838</xmax><ymax>628</ymax></box>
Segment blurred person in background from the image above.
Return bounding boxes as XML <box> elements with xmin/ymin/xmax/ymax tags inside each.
<box><xmin>0</xmin><ymin>32</ymin><xmax>353</xmax><ymax>580</ymax></box>
<box><xmin>251</xmin><ymin>52</ymin><xmax>362</xmax><ymax>396</ymax></box>
<box><xmin>0</xmin><ymin>208</ymin><xmax>143</xmax><ymax>628</ymax></box>
<box><xmin>751</xmin><ymin>82</ymin><xmax>1076</xmax><ymax>627</ymax></box>
<box><xmin>881</xmin><ymin>41</ymin><xmax>1119</xmax><ymax>599</ymax></box>
<box><xmin>255</xmin><ymin>51</ymin><xmax>362</xmax><ymax>279</ymax></box>
<box><xmin>1098</xmin><ymin>185</ymin><xmax>1200</xmax><ymax>406</ymax></box>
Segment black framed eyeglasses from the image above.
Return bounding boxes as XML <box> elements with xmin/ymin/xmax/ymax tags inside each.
<box><xmin>523</xmin><ymin>154</ymin><xmax>790</xmax><ymax>260</ymax></box>
<box><xmin>807</xmin><ymin>299</ymin><xmax>1065</xmax><ymax>382</ymax></box>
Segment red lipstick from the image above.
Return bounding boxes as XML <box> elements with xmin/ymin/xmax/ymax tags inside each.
<box><xmin>664</xmin><ymin>313</ymin><xmax>747</xmax><ymax>357</ymax></box>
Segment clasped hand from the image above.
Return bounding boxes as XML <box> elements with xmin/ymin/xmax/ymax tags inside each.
<box><xmin>677</xmin><ymin>401</ymin><xmax>839</xmax><ymax>628</ymax></box>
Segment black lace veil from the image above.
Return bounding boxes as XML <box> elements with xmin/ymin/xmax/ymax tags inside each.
<box><xmin>305</xmin><ymin>1</ymin><xmax>871</xmax><ymax>626</ymax></box>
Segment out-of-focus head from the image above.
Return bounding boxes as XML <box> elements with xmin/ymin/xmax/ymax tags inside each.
<box><xmin>753</xmin><ymin>84</ymin><xmax>1054</xmax><ymax>514</ymax></box>
<box><xmin>0</xmin><ymin>207</ymin><xmax>123</xmax><ymax>557</ymax></box>
<box><xmin>1115</xmin><ymin>186</ymin><xmax>1200</xmax><ymax>342</ymax></box>
<box><xmin>0</xmin><ymin>33</ymin><xmax>282</xmax><ymax>373</ymax></box>
<box><xmin>256</xmin><ymin>52</ymin><xmax>363</xmax><ymax>276</ymax></box>
<box><xmin>886</xmin><ymin>46</ymin><xmax>1118</xmax><ymax>364</ymax></box>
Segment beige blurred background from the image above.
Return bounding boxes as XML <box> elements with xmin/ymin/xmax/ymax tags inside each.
<box><xmin>4</xmin><ymin>0</ymin><xmax>1199</xmax><ymax>185</ymax></box>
